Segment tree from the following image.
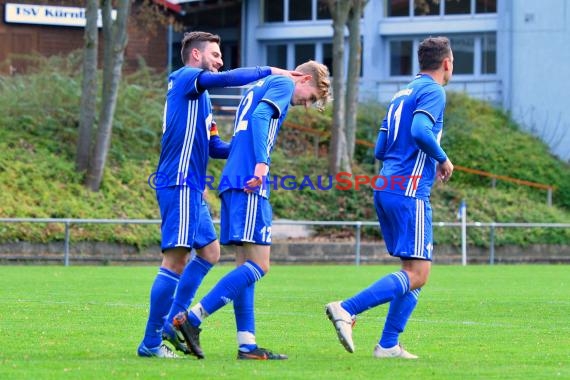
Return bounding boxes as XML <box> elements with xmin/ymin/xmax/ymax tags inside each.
<box><xmin>83</xmin><ymin>0</ymin><xmax>131</xmax><ymax>191</ymax></box>
<box><xmin>76</xmin><ymin>0</ymin><xmax>99</xmax><ymax>173</ymax></box>
<box><xmin>84</xmin><ymin>0</ymin><xmax>132</xmax><ymax>191</ymax></box>
<box><xmin>324</xmin><ymin>0</ymin><xmax>368</xmax><ymax>175</ymax></box>
<box><xmin>77</xmin><ymin>1</ymin><xmax>175</xmax><ymax>191</ymax></box>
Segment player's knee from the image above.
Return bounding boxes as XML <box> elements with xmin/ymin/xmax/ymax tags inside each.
<box><xmin>197</xmin><ymin>249</ymin><xmax>220</xmax><ymax>265</ymax></box>
<box><xmin>161</xmin><ymin>247</ymin><xmax>190</xmax><ymax>274</ymax></box>
<box><xmin>258</xmin><ymin>261</ymin><xmax>270</xmax><ymax>274</ymax></box>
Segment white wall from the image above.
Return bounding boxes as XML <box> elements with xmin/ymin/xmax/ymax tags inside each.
<box><xmin>509</xmin><ymin>0</ymin><xmax>570</xmax><ymax>161</ymax></box>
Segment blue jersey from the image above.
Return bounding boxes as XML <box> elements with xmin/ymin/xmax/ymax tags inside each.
<box><xmin>219</xmin><ymin>76</ymin><xmax>295</xmax><ymax>198</ymax></box>
<box><xmin>156</xmin><ymin>66</ymin><xmax>272</xmax><ymax>191</ymax></box>
<box><xmin>375</xmin><ymin>73</ymin><xmax>447</xmax><ymax>200</ymax></box>
<box><xmin>157</xmin><ymin>67</ymin><xmax>213</xmax><ymax>190</ymax></box>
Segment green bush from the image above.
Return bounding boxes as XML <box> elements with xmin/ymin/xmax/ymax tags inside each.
<box><xmin>0</xmin><ymin>53</ymin><xmax>568</xmax><ymax>248</ymax></box>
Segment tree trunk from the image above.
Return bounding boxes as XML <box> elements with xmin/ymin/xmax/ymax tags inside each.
<box><xmin>345</xmin><ymin>0</ymin><xmax>365</xmax><ymax>160</ymax></box>
<box><xmin>85</xmin><ymin>0</ymin><xmax>131</xmax><ymax>191</ymax></box>
<box><xmin>76</xmin><ymin>0</ymin><xmax>99</xmax><ymax>172</ymax></box>
<box><xmin>327</xmin><ymin>0</ymin><xmax>351</xmax><ymax>175</ymax></box>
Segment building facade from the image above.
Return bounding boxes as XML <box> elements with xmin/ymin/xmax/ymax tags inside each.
<box><xmin>0</xmin><ymin>0</ymin><xmax>168</xmax><ymax>74</ymax></box>
<box><xmin>233</xmin><ymin>0</ymin><xmax>569</xmax><ymax>161</ymax></box>
<box><xmin>2</xmin><ymin>0</ymin><xmax>568</xmax><ymax>160</ymax></box>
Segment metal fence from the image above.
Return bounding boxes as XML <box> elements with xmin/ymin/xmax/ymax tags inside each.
<box><xmin>0</xmin><ymin>217</ymin><xmax>568</xmax><ymax>266</ymax></box>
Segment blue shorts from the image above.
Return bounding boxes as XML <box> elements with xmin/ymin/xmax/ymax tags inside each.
<box><xmin>220</xmin><ymin>190</ymin><xmax>272</xmax><ymax>246</ymax></box>
<box><xmin>374</xmin><ymin>191</ymin><xmax>433</xmax><ymax>261</ymax></box>
<box><xmin>157</xmin><ymin>186</ymin><xmax>202</xmax><ymax>252</ymax></box>
<box><xmin>193</xmin><ymin>199</ymin><xmax>217</xmax><ymax>249</ymax></box>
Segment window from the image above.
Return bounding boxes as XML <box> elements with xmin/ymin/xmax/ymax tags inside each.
<box><xmin>323</xmin><ymin>43</ymin><xmax>333</xmax><ymax>76</ymax></box>
<box><xmin>387</xmin><ymin>0</ymin><xmax>409</xmax><ymax>16</ymax></box>
<box><xmin>390</xmin><ymin>40</ymin><xmax>413</xmax><ymax>76</ymax></box>
<box><xmin>289</xmin><ymin>0</ymin><xmax>311</xmax><ymax>21</ymax></box>
<box><xmin>481</xmin><ymin>33</ymin><xmax>496</xmax><ymax>74</ymax></box>
<box><xmin>265</xmin><ymin>0</ymin><xmax>284</xmax><ymax>22</ymax></box>
<box><xmin>265</xmin><ymin>41</ymin><xmax>343</xmax><ymax>77</ymax></box>
<box><xmin>263</xmin><ymin>0</ymin><xmax>331</xmax><ymax>22</ymax></box>
<box><xmin>267</xmin><ymin>44</ymin><xmax>287</xmax><ymax>68</ymax></box>
<box><xmin>388</xmin><ymin>0</ymin><xmax>498</xmax><ymax>17</ymax></box>
<box><xmin>295</xmin><ymin>44</ymin><xmax>315</xmax><ymax>67</ymax></box>
<box><xmin>317</xmin><ymin>1</ymin><xmax>331</xmax><ymax>19</ymax></box>
<box><xmin>445</xmin><ymin>0</ymin><xmax>471</xmax><ymax>15</ymax></box>
<box><xmin>414</xmin><ymin>0</ymin><xmax>439</xmax><ymax>16</ymax></box>
<box><xmin>388</xmin><ymin>34</ymin><xmax>497</xmax><ymax>77</ymax></box>
<box><xmin>476</xmin><ymin>0</ymin><xmax>497</xmax><ymax>13</ymax></box>
<box><xmin>450</xmin><ymin>36</ymin><xmax>474</xmax><ymax>74</ymax></box>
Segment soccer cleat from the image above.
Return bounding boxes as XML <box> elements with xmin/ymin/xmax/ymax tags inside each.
<box><xmin>137</xmin><ymin>343</ymin><xmax>179</xmax><ymax>358</ymax></box>
<box><xmin>373</xmin><ymin>343</ymin><xmax>418</xmax><ymax>359</ymax></box>
<box><xmin>325</xmin><ymin>301</ymin><xmax>355</xmax><ymax>353</ymax></box>
<box><xmin>237</xmin><ymin>347</ymin><xmax>288</xmax><ymax>360</ymax></box>
<box><xmin>162</xmin><ymin>323</ymin><xmax>192</xmax><ymax>355</ymax></box>
<box><xmin>173</xmin><ymin>311</ymin><xmax>204</xmax><ymax>359</ymax></box>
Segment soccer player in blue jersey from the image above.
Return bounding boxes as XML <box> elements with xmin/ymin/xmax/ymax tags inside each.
<box><xmin>137</xmin><ymin>31</ymin><xmax>299</xmax><ymax>358</ymax></box>
<box><xmin>172</xmin><ymin>60</ymin><xmax>331</xmax><ymax>360</ymax></box>
<box><xmin>326</xmin><ymin>36</ymin><xmax>455</xmax><ymax>359</ymax></box>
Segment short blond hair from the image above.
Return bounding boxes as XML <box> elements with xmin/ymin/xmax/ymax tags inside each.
<box><xmin>295</xmin><ymin>60</ymin><xmax>331</xmax><ymax>109</ymax></box>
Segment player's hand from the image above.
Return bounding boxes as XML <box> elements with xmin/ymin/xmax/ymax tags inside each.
<box><xmin>245</xmin><ymin>163</ymin><xmax>269</xmax><ymax>193</ymax></box>
<box><xmin>269</xmin><ymin>67</ymin><xmax>304</xmax><ymax>78</ymax></box>
<box><xmin>437</xmin><ymin>159</ymin><xmax>454</xmax><ymax>183</ymax></box>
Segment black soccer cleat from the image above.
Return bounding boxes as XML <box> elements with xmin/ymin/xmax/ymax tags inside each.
<box><xmin>237</xmin><ymin>347</ymin><xmax>288</xmax><ymax>360</ymax></box>
<box><xmin>173</xmin><ymin>311</ymin><xmax>204</xmax><ymax>359</ymax></box>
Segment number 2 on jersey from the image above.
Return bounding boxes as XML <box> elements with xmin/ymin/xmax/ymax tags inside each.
<box><xmin>234</xmin><ymin>91</ymin><xmax>254</xmax><ymax>135</ymax></box>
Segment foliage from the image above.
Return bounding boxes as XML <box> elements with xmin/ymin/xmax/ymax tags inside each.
<box><xmin>0</xmin><ymin>55</ymin><xmax>568</xmax><ymax>248</ymax></box>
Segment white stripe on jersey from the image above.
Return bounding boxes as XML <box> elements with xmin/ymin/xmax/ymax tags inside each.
<box><xmin>177</xmin><ymin>186</ymin><xmax>191</xmax><ymax>246</ymax></box>
<box><xmin>177</xmin><ymin>99</ymin><xmax>198</xmax><ymax>185</ymax></box>
<box><xmin>413</xmin><ymin>198</ymin><xmax>425</xmax><ymax>258</ymax></box>
<box><xmin>242</xmin><ymin>193</ymin><xmax>258</xmax><ymax>242</ymax></box>
<box><xmin>386</xmin><ymin>103</ymin><xmax>393</xmax><ymax>140</ymax></box>
<box><xmin>266</xmin><ymin>118</ymin><xmax>279</xmax><ymax>157</ymax></box>
<box><xmin>405</xmin><ymin>150</ymin><xmax>426</xmax><ymax>197</ymax></box>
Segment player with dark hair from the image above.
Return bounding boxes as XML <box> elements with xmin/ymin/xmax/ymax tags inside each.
<box><xmin>137</xmin><ymin>31</ymin><xmax>298</xmax><ymax>358</ymax></box>
<box><xmin>325</xmin><ymin>36</ymin><xmax>454</xmax><ymax>359</ymax></box>
<box><xmin>173</xmin><ymin>60</ymin><xmax>331</xmax><ymax>360</ymax></box>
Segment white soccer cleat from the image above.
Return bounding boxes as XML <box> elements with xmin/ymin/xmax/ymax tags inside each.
<box><xmin>137</xmin><ymin>343</ymin><xmax>180</xmax><ymax>358</ymax></box>
<box><xmin>373</xmin><ymin>343</ymin><xmax>418</xmax><ymax>359</ymax></box>
<box><xmin>325</xmin><ymin>301</ymin><xmax>355</xmax><ymax>353</ymax></box>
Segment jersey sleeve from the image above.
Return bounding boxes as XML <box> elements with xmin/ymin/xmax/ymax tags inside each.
<box><xmin>209</xmin><ymin>123</ymin><xmax>230</xmax><ymax>159</ymax></box>
<box><xmin>374</xmin><ymin>119</ymin><xmax>389</xmax><ymax>161</ymax></box>
<box><xmin>410</xmin><ymin>112</ymin><xmax>448</xmax><ymax>163</ymax></box>
<box><xmin>197</xmin><ymin>66</ymin><xmax>272</xmax><ymax>91</ymax></box>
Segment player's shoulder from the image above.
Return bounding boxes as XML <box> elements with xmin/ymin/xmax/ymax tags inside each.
<box><xmin>265</xmin><ymin>75</ymin><xmax>295</xmax><ymax>88</ymax></box>
<box><xmin>170</xmin><ymin>66</ymin><xmax>201</xmax><ymax>81</ymax></box>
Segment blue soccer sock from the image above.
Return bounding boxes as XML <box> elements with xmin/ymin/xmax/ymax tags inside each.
<box><xmin>165</xmin><ymin>256</ymin><xmax>213</xmax><ymax>325</ymax></box>
<box><xmin>234</xmin><ymin>283</ymin><xmax>257</xmax><ymax>352</ymax></box>
<box><xmin>142</xmin><ymin>267</ymin><xmax>180</xmax><ymax>348</ymax></box>
<box><xmin>188</xmin><ymin>260</ymin><xmax>264</xmax><ymax>327</ymax></box>
<box><xmin>341</xmin><ymin>270</ymin><xmax>410</xmax><ymax>316</ymax></box>
<box><xmin>379</xmin><ymin>288</ymin><xmax>422</xmax><ymax>348</ymax></box>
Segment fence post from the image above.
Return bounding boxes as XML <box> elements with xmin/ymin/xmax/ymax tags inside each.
<box><xmin>460</xmin><ymin>200</ymin><xmax>467</xmax><ymax>266</ymax></box>
<box><xmin>64</xmin><ymin>220</ymin><xmax>70</xmax><ymax>267</ymax></box>
<box><xmin>355</xmin><ymin>221</ymin><xmax>362</xmax><ymax>266</ymax></box>
<box><xmin>489</xmin><ymin>222</ymin><xmax>495</xmax><ymax>265</ymax></box>
<box><xmin>547</xmin><ymin>187</ymin><xmax>552</xmax><ymax>207</ymax></box>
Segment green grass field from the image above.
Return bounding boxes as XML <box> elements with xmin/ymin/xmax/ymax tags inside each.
<box><xmin>1</xmin><ymin>264</ymin><xmax>568</xmax><ymax>379</ymax></box>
